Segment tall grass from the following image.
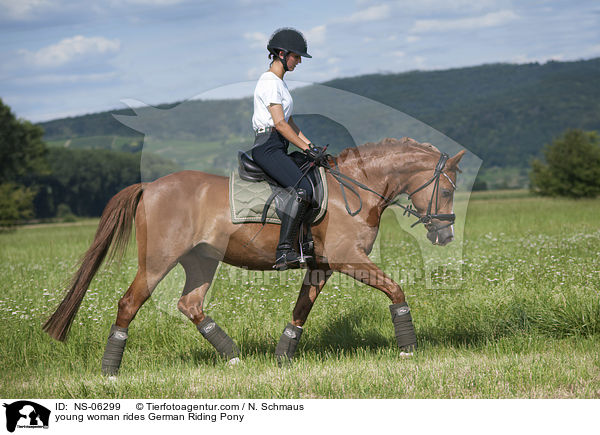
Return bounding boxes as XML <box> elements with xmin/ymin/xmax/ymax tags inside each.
<box><xmin>0</xmin><ymin>193</ymin><xmax>599</xmax><ymax>398</ymax></box>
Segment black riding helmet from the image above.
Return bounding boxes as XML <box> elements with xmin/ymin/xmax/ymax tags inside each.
<box><xmin>267</xmin><ymin>28</ymin><xmax>311</xmax><ymax>71</ymax></box>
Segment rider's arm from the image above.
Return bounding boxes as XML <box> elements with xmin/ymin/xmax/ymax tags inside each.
<box><xmin>268</xmin><ymin>104</ymin><xmax>311</xmax><ymax>151</ymax></box>
<box><xmin>288</xmin><ymin>116</ymin><xmax>312</xmax><ymax>146</ymax></box>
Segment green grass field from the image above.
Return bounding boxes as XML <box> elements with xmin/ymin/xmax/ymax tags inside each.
<box><xmin>1</xmin><ymin>191</ymin><xmax>599</xmax><ymax>398</ymax></box>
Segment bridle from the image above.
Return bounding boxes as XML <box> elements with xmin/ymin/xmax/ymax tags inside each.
<box><xmin>399</xmin><ymin>152</ymin><xmax>456</xmax><ymax>229</ymax></box>
<box><xmin>324</xmin><ymin>151</ymin><xmax>456</xmax><ymax>230</ymax></box>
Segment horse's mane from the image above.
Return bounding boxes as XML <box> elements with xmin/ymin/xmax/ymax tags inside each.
<box><xmin>336</xmin><ymin>137</ymin><xmax>439</xmax><ymax>163</ymax></box>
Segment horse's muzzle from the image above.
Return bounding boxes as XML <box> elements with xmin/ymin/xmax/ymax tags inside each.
<box><xmin>426</xmin><ymin>223</ymin><xmax>454</xmax><ymax>246</ymax></box>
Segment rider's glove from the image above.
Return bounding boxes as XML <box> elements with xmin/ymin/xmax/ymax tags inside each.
<box><xmin>305</xmin><ymin>144</ymin><xmax>328</xmax><ymax>166</ymax></box>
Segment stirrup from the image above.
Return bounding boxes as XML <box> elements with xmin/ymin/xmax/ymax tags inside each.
<box><xmin>298</xmin><ymin>236</ymin><xmax>314</xmax><ymax>265</ymax></box>
<box><xmin>274</xmin><ymin>250</ymin><xmax>302</xmax><ymax>271</ymax></box>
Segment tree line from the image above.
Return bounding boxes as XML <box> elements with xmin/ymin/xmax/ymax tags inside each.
<box><xmin>0</xmin><ymin>99</ymin><xmax>179</xmax><ymax>226</ymax></box>
<box><xmin>2</xmin><ymin>94</ymin><xmax>599</xmax><ymax>226</ymax></box>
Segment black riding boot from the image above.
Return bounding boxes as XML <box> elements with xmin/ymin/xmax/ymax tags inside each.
<box><xmin>275</xmin><ymin>188</ymin><xmax>312</xmax><ymax>270</ymax></box>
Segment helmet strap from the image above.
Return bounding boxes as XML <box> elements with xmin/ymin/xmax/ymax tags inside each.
<box><xmin>277</xmin><ymin>50</ymin><xmax>290</xmax><ymax>72</ymax></box>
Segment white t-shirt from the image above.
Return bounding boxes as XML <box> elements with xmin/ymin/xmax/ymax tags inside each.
<box><xmin>252</xmin><ymin>71</ymin><xmax>293</xmax><ymax>131</ymax></box>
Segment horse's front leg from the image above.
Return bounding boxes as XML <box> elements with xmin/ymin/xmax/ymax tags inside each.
<box><xmin>332</xmin><ymin>253</ymin><xmax>417</xmax><ymax>354</ymax></box>
<box><xmin>275</xmin><ymin>267</ymin><xmax>332</xmax><ymax>365</ymax></box>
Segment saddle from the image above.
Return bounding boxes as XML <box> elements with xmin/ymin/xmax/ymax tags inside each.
<box><xmin>234</xmin><ymin>150</ymin><xmax>327</xmax><ymax>225</ymax></box>
<box><xmin>231</xmin><ymin>151</ymin><xmax>328</xmax><ymax>266</ymax></box>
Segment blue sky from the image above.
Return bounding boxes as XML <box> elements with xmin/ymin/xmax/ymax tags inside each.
<box><xmin>1</xmin><ymin>0</ymin><xmax>599</xmax><ymax>122</ymax></box>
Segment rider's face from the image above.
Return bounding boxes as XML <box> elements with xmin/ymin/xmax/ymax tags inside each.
<box><xmin>285</xmin><ymin>52</ymin><xmax>302</xmax><ymax>71</ymax></box>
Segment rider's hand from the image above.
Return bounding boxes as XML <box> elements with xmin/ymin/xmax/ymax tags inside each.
<box><xmin>305</xmin><ymin>144</ymin><xmax>328</xmax><ymax>166</ymax></box>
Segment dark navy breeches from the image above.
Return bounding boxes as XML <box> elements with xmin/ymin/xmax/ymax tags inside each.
<box><xmin>251</xmin><ymin>130</ymin><xmax>313</xmax><ymax>201</ymax></box>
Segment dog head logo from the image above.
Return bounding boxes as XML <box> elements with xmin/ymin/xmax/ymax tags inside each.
<box><xmin>3</xmin><ymin>401</ymin><xmax>50</xmax><ymax>432</ymax></box>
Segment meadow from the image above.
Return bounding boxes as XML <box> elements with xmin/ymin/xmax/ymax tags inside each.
<box><xmin>1</xmin><ymin>191</ymin><xmax>599</xmax><ymax>398</ymax></box>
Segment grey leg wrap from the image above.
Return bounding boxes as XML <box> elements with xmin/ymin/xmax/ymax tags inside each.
<box><xmin>101</xmin><ymin>324</ymin><xmax>128</xmax><ymax>376</ymax></box>
<box><xmin>274</xmin><ymin>323</ymin><xmax>303</xmax><ymax>366</ymax></box>
<box><xmin>389</xmin><ymin>303</ymin><xmax>417</xmax><ymax>352</ymax></box>
<box><xmin>197</xmin><ymin>316</ymin><xmax>239</xmax><ymax>360</ymax></box>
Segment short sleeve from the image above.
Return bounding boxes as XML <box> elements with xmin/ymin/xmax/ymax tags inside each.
<box><xmin>257</xmin><ymin>77</ymin><xmax>283</xmax><ymax>107</ymax></box>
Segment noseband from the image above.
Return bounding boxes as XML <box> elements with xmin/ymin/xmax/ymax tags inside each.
<box><xmin>324</xmin><ymin>152</ymin><xmax>456</xmax><ymax>230</ymax></box>
<box><xmin>399</xmin><ymin>152</ymin><xmax>456</xmax><ymax>229</ymax></box>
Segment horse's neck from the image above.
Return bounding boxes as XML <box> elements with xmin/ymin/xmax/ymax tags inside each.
<box><xmin>335</xmin><ymin>146</ymin><xmax>429</xmax><ymax>203</ymax></box>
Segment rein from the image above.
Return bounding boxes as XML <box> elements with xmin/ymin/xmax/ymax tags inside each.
<box><xmin>243</xmin><ymin>148</ymin><xmax>456</xmax><ymax>249</ymax></box>
<box><xmin>322</xmin><ymin>151</ymin><xmax>456</xmax><ymax>229</ymax></box>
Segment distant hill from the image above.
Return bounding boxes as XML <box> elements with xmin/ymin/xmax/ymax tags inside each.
<box><xmin>39</xmin><ymin>58</ymin><xmax>600</xmax><ymax>181</ymax></box>
<box><xmin>322</xmin><ymin>58</ymin><xmax>600</xmax><ymax>168</ymax></box>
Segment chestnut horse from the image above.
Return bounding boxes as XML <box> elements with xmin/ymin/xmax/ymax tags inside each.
<box><xmin>43</xmin><ymin>137</ymin><xmax>465</xmax><ymax>375</ymax></box>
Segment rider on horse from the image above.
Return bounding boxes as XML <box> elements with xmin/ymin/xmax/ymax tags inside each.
<box><xmin>251</xmin><ymin>28</ymin><xmax>326</xmax><ymax>270</ymax></box>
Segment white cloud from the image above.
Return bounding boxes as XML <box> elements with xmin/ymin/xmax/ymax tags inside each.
<box><xmin>406</xmin><ymin>35</ymin><xmax>420</xmax><ymax>43</ymax></box>
<box><xmin>393</xmin><ymin>0</ymin><xmax>502</xmax><ymax>14</ymax></box>
<box><xmin>305</xmin><ymin>25</ymin><xmax>326</xmax><ymax>46</ymax></box>
<box><xmin>19</xmin><ymin>35</ymin><xmax>121</xmax><ymax>67</ymax></box>
<box><xmin>414</xmin><ymin>56</ymin><xmax>426</xmax><ymax>68</ymax></box>
<box><xmin>411</xmin><ymin>9</ymin><xmax>519</xmax><ymax>33</ymax></box>
<box><xmin>336</xmin><ymin>4</ymin><xmax>390</xmax><ymax>23</ymax></box>
<box><xmin>12</xmin><ymin>71</ymin><xmax>118</xmax><ymax>85</ymax></box>
<box><xmin>0</xmin><ymin>0</ymin><xmax>51</xmax><ymax>20</ymax></box>
<box><xmin>246</xmin><ymin>66</ymin><xmax>262</xmax><ymax>80</ymax></box>
<box><xmin>243</xmin><ymin>32</ymin><xmax>268</xmax><ymax>49</ymax></box>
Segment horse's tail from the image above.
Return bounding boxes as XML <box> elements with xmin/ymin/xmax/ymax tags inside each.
<box><xmin>43</xmin><ymin>183</ymin><xmax>144</xmax><ymax>342</ymax></box>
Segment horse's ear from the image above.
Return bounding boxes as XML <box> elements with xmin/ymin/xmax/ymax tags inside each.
<box><xmin>447</xmin><ymin>150</ymin><xmax>466</xmax><ymax>171</ymax></box>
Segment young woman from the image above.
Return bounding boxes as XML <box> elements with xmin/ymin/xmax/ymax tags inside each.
<box><xmin>251</xmin><ymin>27</ymin><xmax>326</xmax><ymax>270</ymax></box>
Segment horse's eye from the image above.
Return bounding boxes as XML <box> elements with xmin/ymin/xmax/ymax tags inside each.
<box><xmin>441</xmin><ymin>189</ymin><xmax>452</xmax><ymax>198</ymax></box>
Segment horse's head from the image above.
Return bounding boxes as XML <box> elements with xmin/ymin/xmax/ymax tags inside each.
<box><xmin>406</xmin><ymin>149</ymin><xmax>465</xmax><ymax>246</ymax></box>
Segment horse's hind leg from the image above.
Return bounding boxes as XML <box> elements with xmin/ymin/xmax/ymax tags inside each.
<box><xmin>102</xmin><ymin>206</ymin><xmax>181</xmax><ymax>376</ymax></box>
<box><xmin>275</xmin><ymin>267</ymin><xmax>332</xmax><ymax>365</ymax></box>
<box><xmin>177</xmin><ymin>251</ymin><xmax>239</xmax><ymax>363</ymax></box>
<box><xmin>101</xmin><ymin>262</ymin><xmax>174</xmax><ymax>376</ymax></box>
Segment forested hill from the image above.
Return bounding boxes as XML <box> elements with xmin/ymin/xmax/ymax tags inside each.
<box><xmin>39</xmin><ymin>57</ymin><xmax>600</xmax><ymax>170</ymax></box>
<box><xmin>322</xmin><ymin>58</ymin><xmax>600</xmax><ymax>167</ymax></box>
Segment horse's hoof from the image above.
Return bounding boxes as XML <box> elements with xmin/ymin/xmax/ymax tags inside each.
<box><xmin>228</xmin><ymin>357</ymin><xmax>241</xmax><ymax>366</ymax></box>
<box><xmin>107</xmin><ymin>375</ymin><xmax>118</xmax><ymax>381</ymax></box>
<box><xmin>399</xmin><ymin>351</ymin><xmax>413</xmax><ymax>357</ymax></box>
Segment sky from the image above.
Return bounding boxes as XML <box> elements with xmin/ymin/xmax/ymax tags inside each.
<box><xmin>1</xmin><ymin>0</ymin><xmax>599</xmax><ymax>122</ymax></box>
